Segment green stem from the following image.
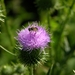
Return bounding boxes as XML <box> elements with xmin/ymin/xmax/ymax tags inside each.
<box><xmin>60</xmin><ymin>0</ymin><xmax>75</xmax><ymax>32</ymax></box>
<box><xmin>1</xmin><ymin>0</ymin><xmax>15</xmax><ymax>47</ymax></box>
<box><xmin>0</xmin><ymin>45</ymin><xmax>16</xmax><ymax>56</ymax></box>
<box><xmin>33</xmin><ymin>65</ymin><xmax>36</xmax><ymax>75</ymax></box>
<box><xmin>47</xmin><ymin>10</ymin><xmax>51</xmax><ymax>55</ymax></box>
<box><xmin>47</xmin><ymin>63</ymin><xmax>54</xmax><ymax>75</ymax></box>
<box><xmin>29</xmin><ymin>66</ymin><xmax>33</xmax><ymax>75</ymax></box>
<box><xmin>47</xmin><ymin>9</ymin><xmax>54</xmax><ymax>75</ymax></box>
<box><xmin>50</xmin><ymin>63</ymin><xmax>54</xmax><ymax>75</ymax></box>
<box><xmin>47</xmin><ymin>9</ymin><xmax>53</xmax><ymax>67</ymax></box>
<box><xmin>55</xmin><ymin>0</ymin><xmax>75</xmax><ymax>60</ymax></box>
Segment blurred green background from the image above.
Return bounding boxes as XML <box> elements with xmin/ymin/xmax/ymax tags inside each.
<box><xmin>0</xmin><ymin>0</ymin><xmax>75</xmax><ymax>75</ymax></box>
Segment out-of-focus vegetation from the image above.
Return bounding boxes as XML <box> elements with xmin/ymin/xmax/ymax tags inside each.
<box><xmin>0</xmin><ymin>0</ymin><xmax>75</xmax><ymax>75</ymax></box>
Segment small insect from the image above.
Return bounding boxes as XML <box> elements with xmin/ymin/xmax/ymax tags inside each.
<box><xmin>28</xmin><ymin>27</ymin><xmax>38</xmax><ymax>31</ymax></box>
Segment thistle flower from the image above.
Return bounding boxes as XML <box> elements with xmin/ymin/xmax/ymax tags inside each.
<box><xmin>17</xmin><ymin>23</ymin><xmax>50</xmax><ymax>51</ymax></box>
<box><xmin>16</xmin><ymin>22</ymin><xmax>50</xmax><ymax>65</ymax></box>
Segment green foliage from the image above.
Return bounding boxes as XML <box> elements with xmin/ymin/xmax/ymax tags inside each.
<box><xmin>0</xmin><ymin>0</ymin><xmax>75</xmax><ymax>75</ymax></box>
<box><xmin>0</xmin><ymin>0</ymin><xmax>5</xmax><ymax>22</ymax></box>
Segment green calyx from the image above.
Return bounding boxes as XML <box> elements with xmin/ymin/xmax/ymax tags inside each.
<box><xmin>18</xmin><ymin>49</ymin><xmax>43</xmax><ymax>66</ymax></box>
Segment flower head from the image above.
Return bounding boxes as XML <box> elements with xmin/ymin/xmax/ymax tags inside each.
<box><xmin>16</xmin><ymin>22</ymin><xmax>50</xmax><ymax>65</ymax></box>
<box><xmin>17</xmin><ymin>23</ymin><xmax>50</xmax><ymax>51</ymax></box>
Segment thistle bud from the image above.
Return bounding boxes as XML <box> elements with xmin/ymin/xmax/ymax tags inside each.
<box><xmin>35</xmin><ymin>0</ymin><xmax>55</xmax><ymax>10</ymax></box>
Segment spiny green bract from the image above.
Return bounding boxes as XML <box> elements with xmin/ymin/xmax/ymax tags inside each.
<box><xmin>18</xmin><ymin>49</ymin><xmax>43</xmax><ymax>66</ymax></box>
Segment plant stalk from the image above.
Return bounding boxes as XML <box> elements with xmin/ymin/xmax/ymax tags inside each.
<box><xmin>29</xmin><ymin>66</ymin><xmax>33</xmax><ymax>75</ymax></box>
<box><xmin>0</xmin><ymin>45</ymin><xmax>16</xmax><ymax>56</ymax></box>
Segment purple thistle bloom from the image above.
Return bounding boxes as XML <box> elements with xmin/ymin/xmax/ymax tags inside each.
<box><xmin>17</xmin><ymin>23</ymin><xmax>50</xmax><ymax>51</ymax></box>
